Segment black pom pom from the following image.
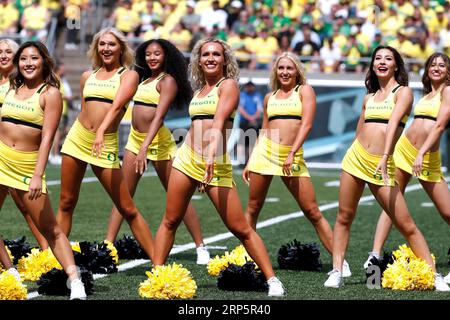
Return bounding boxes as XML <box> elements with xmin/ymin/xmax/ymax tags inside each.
<box><xmin>114</xmin><ymin>234</ymin><xmax>148</xmax><ymax>260</ymax></box>
<box><xmin>37</xmin><ymin>267</ymin><xmax>94</xmax><ymax>296</ymax></box>
<box><xmin>277</xmin><ymin>239</ymin><xmax>322</xmax><ymax>271</ymax></box>
<box><xmin>217</xmin><ymin>261</ymin><xmax>267</xmax><ymax>291</ymax></box>
<box><xmin>4</xmin><ymin>236</ymin><xmax>33</xmax><ymax>264</ymax></box>
<box><xmin>365</xmin><ymin>251</ymin><xmax>395</xmax><ymax>280</ymax></box>
<box><xmin>447</xmin><ymin>247</ymin><xmax>450</xmax><ymax>266</ymax></box>
<box><xmin>73</xmin><ymin>241</ymin><xmax>118</xmax><ymax>274</ymax></box>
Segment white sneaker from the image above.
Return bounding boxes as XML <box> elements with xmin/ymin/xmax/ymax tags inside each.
<box><xmin>7</xmin><ymin>268</ymin><xmax>21</xmax><ymax>282</ymax></box>
<box><xmin>342</xmin><ymin>260</ymin><xmax>352</xmax><ymax>278</ymax></box>
<box><xmin>444</xmin><ymin>272</ymin><xmax>450</xmax><ymax>284</ymax></box>
<box><xmin>49</xmin><ymin>155</ymin><xmax>62</xmax><ymax>165</ymax></box>
<box><xmin>69</xmin><ymin>278</ymin><xmax>87</xmax><ymax>300</ymax></box>
<box><xmin>267</xmin><ymin>276</ymin><xmax>285</xmax><ymax>297</ymax></box>
<box><xmin>363</xmin><ymin>252</ymin><xmax>380</xmax><ymax>269</ymax></box>
<box><xmin>435</xmin><ymin>273</ymin><xmax>450</xmax><ymax>292</ymax></box>
<box><xmin>196</xmin><ymin>244</ymin><xmax>210</xmax><ymax>265</ymax></box>
<box><xmin>324</xmin><ymin>269</ymin><xmax>343</xmax><ymax>288</ymax></box>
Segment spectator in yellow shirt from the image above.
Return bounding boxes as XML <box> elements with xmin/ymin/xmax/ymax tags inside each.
<box><xmin>227</xmin><ymin>27</ymin><xmax>254</xmax><ymax>68</ymax></box>
<box><xmin>428</xmin><ymin>6</ymin><xmax>448</xmax><ymax>34</ymax></box>
<box><xmin>396</xmin><ymin>0</ymin><xmax>415</xmax><ymax>18</ymax></box>
<box><xmin>380</xmin><ymin>4</ymin><xmax>405</xmax><ymax>38</ymax></box>
<box><xmin>387</xmin><ymin>29</ymin><xmax>415</xmax><ymax>58</ymax></box>
<box><xmin>419</xmin><ymin>0</ymin><xmax>437</xmax><ymax>26</ymax></box>
<box><xmin>250</xmin><ymin>28</ymin><xmax>279</xmax><ymax>70</ymax></box>
<box><xmin>409</xmin><ymin>33</ymin><xmax>435</xmax><ymax>72</ymax></box>
<box><xmin>0</xmin><ymin>0</ymin><xmax>19</xmax><ymax>34</ymax></box>
<box><xmin>110</xmin><ymin>0</ymin><xmax>140</xmax><ymax>36</ymax></box>
<box><xmin>168</xmin><ymin>22</ymin><xmax>192</xmax><ymax>53</ymax></box>
<box><xmin>20</xmin><ymin>0</ymin><xmax>50</xmax><ymax>41</ymax></box>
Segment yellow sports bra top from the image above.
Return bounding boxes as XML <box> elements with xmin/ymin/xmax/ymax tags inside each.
<box><xmin>189</xmin><ymin>78</ymin><xmax>236</xmax><ymax>121</ymax></box>
<box><xmin>364</xmin><ymin>85</ymin><xmax>409</xmax><ymax>128</ymax></box>
<box><xmin>267</xmin><ymin>84</ymin><xmax>303</xmax><ymax>121</ymax></box>
<box><xmin>0</xmin><ymin>81</ymin><xmax>10</xmax><ymax>106</ymax></box>
<box><xmin>413</xmin><ymin>90</ymin><xmax>441</xmax><ymax>120</ymax></box>
<box><xmin>83</xmin><ymin>67</ymin><xmax>129</xmax><ymax>110</ymax></box>
<box><xmin>133</xmin><ymin>72</ymin><xmax>167</xmax><ymax>108</ymax></box>
<box><xmin>0</xmin><ymin>84</ymin><xmax>46</xmax><ymax>130</ymax></box>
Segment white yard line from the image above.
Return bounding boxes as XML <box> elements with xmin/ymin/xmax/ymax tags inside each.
<box><xmin>27</xmin><ymin>176</ymin><xmax>448</xmax><ymax>299</ymax></box>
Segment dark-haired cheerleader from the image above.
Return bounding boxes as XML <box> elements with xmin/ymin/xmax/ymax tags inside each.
<box><xmin>104</xmin><ymin>38</ymin><xmax>210</xmax><ymax>265</ymax></box>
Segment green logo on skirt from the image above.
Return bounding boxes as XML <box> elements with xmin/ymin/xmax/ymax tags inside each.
<box><xmin>22</xmin><ymin>176</ymin><xmax>31</xmax><ymax>185</ymax></box>
<box><xmin>107</xmin><ymin>152</ymin><xmax>117</xmax><ymax>162</ymax></box>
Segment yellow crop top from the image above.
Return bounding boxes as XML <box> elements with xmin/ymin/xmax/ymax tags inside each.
<box><xmin>413</xmin><ymin>90</ymin><xmax>441</xmax><ymax>120</ymax></box>
<box><xmin>0</xmin><ymin>81</ymin><xmax>10</xmax><ymax>107</ymax></box>
<box><xmin>83</xmin><ymin>67</ymin><xmax>128</xmax><ymax>109</ymax></box>
<box><xmin>267</xmin><ymin>84</ymin><xmax>303</xmax><ymax>121</ymax></box>
<box><xmin>133</xmin><ymin>72</ymin><xmax>167</xmax><ymax>108</ymax></box>
<box><xmin>189</xmin><ymin>78</ymin><xmax>236</xmax><ymax>121</ymax></box>
<box><xmin>1</xmin><ymin>84</ymin><xmax>46</xmax><ymax>130</ymax></box>
<box><xmin>364</xmin><ymin>85</ymin><xmax>409</xmax><ymax>128</ymax></box>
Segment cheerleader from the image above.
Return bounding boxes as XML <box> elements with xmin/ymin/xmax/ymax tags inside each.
<box><xmin>0</xmin><ymin>41</ymin><xmax>86</xmax><ymax>299</ymax></box>
<box><xmin>105</xmin><ymin>39</ymin><xmax>210</xmax><ymax>264</ymax></box>
<box><xmin>55</xmin><ymin>28</ymin><xmax>154</xmax><ymax>261</ymax></box>
<box><xmin>243</xmin><ymin>52</ymin><xmax>351</xmax><ymax>277</ymax></box>
<box><xmin>151</xmin><ymin>38</ymin><xmax>285</xmax><ymax>296</ymax></box>
<box><xmin>323</xmin><ymin>46</ymin><xmax>449</xmax><ymax>291</ymax></box>
<box><xmin>0</xmin><ymin>39</ymin><xmax>48</xmax><ymax>280</ymax></box>
<box><xmin>365</xmin><ymin>53</ymin><xmax>450</xmax><ymax>281</ymax></box>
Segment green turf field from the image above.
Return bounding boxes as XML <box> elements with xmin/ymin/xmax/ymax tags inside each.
<box><xmin>1</xmin><ymin>165</ymin><xmax>449</xmax><ymax>300</ymax></box>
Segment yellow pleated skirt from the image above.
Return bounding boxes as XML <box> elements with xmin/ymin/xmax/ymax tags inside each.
<box><xmin>394</xmin><ymin>134</ymin><xmax>444</xmax><ymax>182</ymax></box>
<box><xmin>125</xmin><ymin>125</ymin><xmax>176</xmax><ymax>161</ymax></box>
<box><xmin>0</xmin><ymin>139</ymin><xmax>47</xmax><ymax>193</ymax></box>
<box><xmin>172</xmin><ymin>142</ymin><xmax>234</xmax><ymax>188</ymax></box>
<box><xmin>342</xmin><ymin>139</ymin><xmax>396</xmax><ymax>186</ymax></box>
<box><xmin>61</xmin><ymin>118</ymin><xmax>120</xmax><ymax>169</ymax></box>
<box><xmin>247</xmin><ymin>135</ymin><xmax>310</xmax><ymax>177</ymax></box>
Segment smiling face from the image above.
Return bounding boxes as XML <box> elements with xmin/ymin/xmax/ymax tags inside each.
<box><xmin>145</xmin><ymin>42</ymin><xmax>165</xmax><ymax>72</ymax></box>
<box><xmin>0</xmin><ymin>42</ymin><xmax>15</xmax><ymax>75</ymax></box>
<box><xmin>18</xmin><ymin>46</ymin><xmax>43</xmax><ymax>82</ymax></box>
<box><xmin>373</xmin><ymin>48</ymin><xmax>396</xmax><ymax>80</ymax></box>
<box><xmin>427</xmin><ymin>56</ymin><xmax>447</xmax><ymax>85</ymax></box>
<box><xmin>97</xmin><ymin>33</ymin><xmax>121</xmax><ymax>67</ymax></box>
<box><xmin>276</xmin><ymin>57</ymin><xmax>297</xmax><ymax>88</ymax></box>
<box><xmin>199</xmin><ymin>41</ymin><xmax>226</xmax><ymax>77</ymax></box>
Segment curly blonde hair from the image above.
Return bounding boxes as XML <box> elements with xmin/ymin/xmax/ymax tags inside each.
<box><xmin>269</xmin><ymin>52</ymin><xmax>306</xmax><ymax>91</ymax></box>
<box><xmin>189</xmin><ymin>38</ymin><xmax>239</xmax><ymax>91</ymax></box>
<box><xmin>87</xmin><ymin>27</ymin><xmax>134</xmax><ymax>70</ymax></box>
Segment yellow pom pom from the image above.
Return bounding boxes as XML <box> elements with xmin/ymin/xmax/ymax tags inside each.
<box><xmin>207</xmin><ymin>245</ymin><xmax>255</xmax><ymax>277</ymax></box>
<box><xmin>17</xmin><ymin>248</ymin><xmax>62</xmax><ymax>282</ymax></box>
<box><xmin>71</xmin><ymin>242</ymin><xmax>81</xmax><ymax>253</ymax></box>
<box><xmin>382</xmin><ymin>244</ymin><xmax>435</xmax><ymax>291</ymax></box>
<box><xmin>0</xmin><ymin>271</ymin><xmax>27</xmax><ymax>300</ymax></box>
<box><xmin>0</xmin><ymin>246</ymin><xmax>14</xmax><ymax>272</ymax></box>
<box><xmin>103</xmin><ymin>240</ymin><xmax>119</xmax><ymax>264</ymax></box>
<box><xmin>139</xmin><ymin>263</ymin><xmax>197</xmax><ymax>299</ymax></box>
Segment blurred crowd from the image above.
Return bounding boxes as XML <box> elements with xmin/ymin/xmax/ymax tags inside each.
<box><xmin>1</xmin><ymin>0</ymin><xmax>450</xmax><ymax>73</ymax></box>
